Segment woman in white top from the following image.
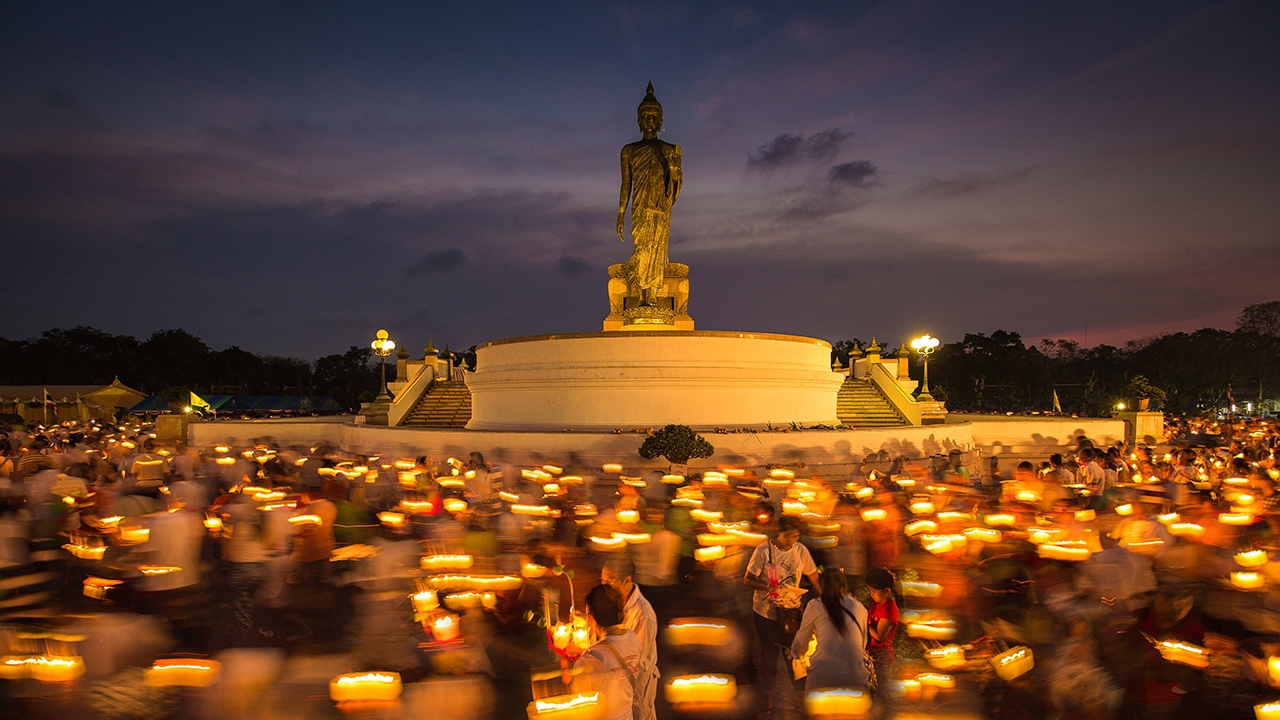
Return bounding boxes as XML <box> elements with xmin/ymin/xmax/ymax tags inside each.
<box><xmin>790</xmin><ymin>567</ymin><xmax>870</xmax><ymax>690</ymax></box>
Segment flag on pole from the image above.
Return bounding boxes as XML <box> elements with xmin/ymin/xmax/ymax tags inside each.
<box><xmin>1052</xmin><ymin>389</ymin><xmax>1062</xmax><ymax>413</ymax></box>
<box><xmin>190</xmin><ymin>391</ymin><xmax>212</xmax><ymax>415</ymax></box>
<box><xmin>43</xmin><ymin>388</ymin><xmax>57</xmax><ymax>408</ymax></box>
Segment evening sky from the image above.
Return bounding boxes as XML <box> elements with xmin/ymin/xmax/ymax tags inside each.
<box><xmin>2</xmin><ymin>1</ymin><xmax>1277</xmax><ymax>358</ymax></box>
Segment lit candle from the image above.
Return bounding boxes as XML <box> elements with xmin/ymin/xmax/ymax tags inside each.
<box><xmin>691</xmin><ymin>504</ymin><xmax>721</xmax><ymax>520</ymax></box>
<box><xmin>1170</xmin><ymin>522</ymin><xmax>1205</xmax><ymax>538</ymax></box>
<box><xmin>1220</xmin><ymin>513</ymin><xmax>1254</xmax><ymax>526</ymax></box>
<box><xmin>522</xmin><ymin>563</ymin><xmax>548</xmax><ymax>578</ymax></box>
<box><xmin>411</xmin><ymin>590</ymin><xmax>439</xmax><ymax>613</ymax></box>
<box><xmin>1236</xmin><ymin>550</ymin><xmax>1268</xmax><ymax>568</ymax></box>
<box><xmin>420</xmin><ymin>554</ymin><xmax>474</xmax><ymax>571</ymax></box>
<box><xmin>1074</xmin><ymin>509</ymin><xmax>1097</xmax><ymax>522</ymax></box>
<box><xmin>860</xmin><ymin>508</ymin><xmax>886</xmax><ymax>522</ymax></box>
<box><xmin>925</xmin><ymin>644</ymin><xmax>966</xmax><ymax>670</ymax></box>
<box><xmin>118</xmin><ymin>525</ymin><xmax>151</xmax><ymax>543</ymax></box>
<box><xmin>145</xmin><ymin>659</ymin><xmax>221</xmax><ymax>687</ymax></box>
<box><xmin>664</xmin><ymin>620</ymin><xmax>729</xmax><ymax>646</ymax></box>
<box><xmin>1115</xmin><ymin>504</ymin><xmax>1134</xmax><ymax>516</ymax></box>
<box><xmin>1156</xmin><ymin>640</ymin><xmax>1210</xmax><ymax>668</ymax></box>
<box><xmin>377</xmin><ymin>511</ymin><xmax>405</xmax><ymax>528</ymax></box>
<box><xmin>910</xmin><ymin>500</ymin><xmax>935</xmax><ymax>515</ymax></box>
<box><xmin>664</xmin><ymin>674</ymin><xmax>737</xmax><ymax>705</ymax></box>
<box><xmin>1268</xmin><ymin>656</ymin><xmax>1280</xmax><ymax>686</ymax></box>
<box><xmin>917</xmin><ymin>672</ymin><xmax>956</xmax><ymax>688</ymax></box>
<box><xmin>552</xmin><ymin>623</ymin><xmax>571</xmax><ymax>650</ymax></box>
<box><xmin>612</xmin><ymin>532</ymin><xmax>651</xmax><ymax>544</ymax></box>
<box><xmin>1038</xmin><ymin>544</ymin><xmax>1091</xmax><ymax>562</ymax></box>
<box><xmin>443</xmin><ymin>498</ymin><xmax>469</xmax><ymax>513</ymax></box>
<box><xmin>1233</xmin><ymin>571</ymin><xmax>1266</xmax><ymax>590</ymax></box>
<box><xmin>1256</xmin><ymin>701</ymin><xmax>1280</xmax><ymax>719</ymax></box>
<box><xmin>992</xmin><ymin>646</ymin><xmax>1034</xmax><ymax>680</ymax></box>
<box><xmin>616</xmin><ymin>510</ymin><xmax>640</xmax><ymax>524</ymax></box>
<box><xmin>694</xmin><ymin>546</ymin><xmax>726</xmax><ymax>563</ymax></box>
<box><xmin>804</xmin><ymin>687</ymin><xmax>870</xmax><ymax>716</ymax></box>
<box><xmin>901</xmin><ymin>581</ymin><xmax>943</xmax><ymax>598</ymax></box>
<box><xmin>904</xmin><ymin>520</ymin><xmax>938</xmax><ymax>536</ymax></box>
<box><xmin>287</xmin><ymin>514</ymin><xmax>322</xmax><ymax>526</ymax></box>
<box><xmin>985</xmin><ymin>514</ymin><xmax>1016</xmax><ymax>527</ymax></box>
<box><xmin>431</xmin><ymin>614</ymin><xmax>460</xmax><ymax>642</ymax></box>
<box><xmin>602</xmin><ymin>463</ymin><xmax>623</xmax><ymax>473</ymax></box>
<box><xmin>906</xmin><ymin>621</ymin><xmax>958</xmax><ymax>640</ymax></box>
<box><xmin>329</xmin><ymin>671</ymin><xmax>402</xmax><ymax>702</ymax></box>
<box><xmin>530</xmin><ymin>692</ymin><xmax>601</xmax><ymax>720</ymax></box>
<box><xmin>962</xmin><ymin>527</ymin><xmax>1002</xmax><ymax>543</ymax></box>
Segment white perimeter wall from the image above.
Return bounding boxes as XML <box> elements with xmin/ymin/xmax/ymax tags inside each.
<box><xmin>189</xmin><ymin>416</ymin><xmax>1127</xmax><ymax>473</ymax></box>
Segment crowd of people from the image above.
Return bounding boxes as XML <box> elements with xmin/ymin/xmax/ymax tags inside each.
<box><xmin>0</xmin><ymin>415</ymin><xmax>1278</xmax><ymax>719</ymax></box>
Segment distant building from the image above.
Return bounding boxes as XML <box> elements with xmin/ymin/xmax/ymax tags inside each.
<box><xmin>0</xmin><ymin>378</ymin><xmax>146</xmax><ymax>424</ymax></box>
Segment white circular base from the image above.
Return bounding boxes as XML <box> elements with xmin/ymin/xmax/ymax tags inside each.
<box><xmin>466</xmin><ymin>330</ymin><xmax>845</xmax><ymax>431</ymax></box>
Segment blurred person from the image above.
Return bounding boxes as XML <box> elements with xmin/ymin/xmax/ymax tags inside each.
<box><xmin>790</xmin><ymin>567</ymin><xmax>870</xmax><ymax>691</ymax></box>
<box><xmin>632</xmin><ymin>507</ymin><xmax>680</xmax><ymax>618</ymax></box>
<box><xmin>744</xmin><ymin>515</ymin><xmax>820</xmax><ymax>714</ymax></box>
<box><xmin>134</xmin><ymin>493</ymin><xmax>208</xmax><ymax>649</ymax></box>
<box><xmin>827</xmin><ymin>501</ymin><xmax>866</xmax><ymax>589</ymax></box>
<box><xmin>1045</xmin><ymin>454</ymin><xmax>1074</xmax><ymax>485</ymax></box>
<box><xmin>220</xmin><ymin>492</ymin><xmax>273</xmax><ymax>646</ymax></box>
<box><xmin>864</xmin><ymin>567</ymin><xmax>899</xmax><ymax>683</ymax></box>
<box><xmin>601</xmin><ymin>556</ymin><xmax>658</xmax><ymax>720</ymax></box>
<box><xmin>567</xmin><ymin>584</ymin><xmax>640</xmax><ymax>720</ymax></box>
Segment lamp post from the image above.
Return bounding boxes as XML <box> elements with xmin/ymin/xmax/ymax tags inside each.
<box><xmin>371</xmin><ymin>329</ymin><xmax>396</xmax><ymax>401</ymax></box>
<box><xmin>911</xmin><ymin>334</ymin><xmax>940</xmax><ymax>401</ymax></box>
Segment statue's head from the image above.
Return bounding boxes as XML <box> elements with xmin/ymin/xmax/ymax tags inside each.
<box><xmin>637</xmin><ymin>82</ymin><xmax>662</xmax><ymax>139</ymax></box>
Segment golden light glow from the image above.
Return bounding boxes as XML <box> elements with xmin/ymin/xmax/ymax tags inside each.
<box><xmin>695</xmin><ymin>545</ymin><xmax>727</xmax><ymax>563</ymax></box>
<box><xmin>533</xmin><ymin>692</ymin><xmax>600</xmax><ymax>716</ymax></box>
<box><xmin>442</xmin><ymin>498</ymin><xmax>469</xmax><ymax>513</ymax></box>
<box><xmin>1115</xmin><ymin>504</ymin><xmax>1134</xmax><ymax>516</ymax></box>
<box><xmin>1233</xmin><ymin>571</ymin><xmax>1266</xmax><ymax>590</ymax></box>
<box><xmin>906</xmin><ymin>620</ymin><xmax>958</xmax><ymax>640</ymax></box>
<box><xmin>962</xmin><ymin>527</ymin><xmax>1002</xmax><ymax>543</ymax></box>
<box><xmin>664</xmin><ymin>620</ymin><xmax>729</xmax><ymax>646</ymax></box>
<box><xmin>665</xmin><ymin>674</ymin><xmax>737</xmax><ymax>705</ymax></box>
<box><xmin>1221</xmin><ymin>513</ymin><xmax>1254</xmax><ymax>526</ymax></box>
<box><xmin>145</xmin><ymin>659</ymin><xmax>221</xmax><ymax>687</ymax></box>
<box><xmin>902</xmin><ymin>581</ymin><xmax>943</xmax><ymax>597</ymax></box>
<box><xmin>63</xmin><ymin>543</ymin><xmax>106</xmax><ymax>560</ymax></box>
<box><xmin>1236</xmin><ymin>550</ymin><xmax>1268</xmax><ymax>567</ymax></box>
<box><xmin>329</xmin><ymin>671</ymin><xmax>402</xmax><ymax>702</ymax></box>
<box><xmin>985</xmin><ymin>513</ymin><xmax>1016</xmax><ymax>527</ymax></box>
<box><xmin>861</xmin><ymin>508</ymin><xmax>887</xmax><ymax>522</ymax></box>
<box><xmin>662</xmin><ymin>474</ymin><xmax>685</xmax><ymax>484</ymax></box>
<box><xmin>904</xmin><ymin>520</ymin><xmax>938</xmax><ymax>536</ymax></box>
<box><xmin>420</xmin><ymin>554</ymin><xmax>474</xmax><ymax>571</ymax></box>
<box><xmin>690</xmin><ymin>509</ymin><xmax>723</xmax><ymax>523</ymax></box>
<box><xmin>431</xmin><ymin>614</ymin><xmax>460</xmax><ymax>642</ymax></box>
<box><xmin>616</xmin><ymin>510</ymin><xmax>640</xmax><ymax>524</ymax></box>
<box><xmin>1169</xmin><ymin>522</ymin><xmax>1206</xmax><ymax>538</ymax></box>
<box><xmin>804</xmin><ymin>687</ymin><xmax>870</xmax><ymax>717</ymax></box>
<box><xmin>925</xmin><ymin>644</ymin><xmax>966</xmax><ymax>670</ymax></box>
<box><xmin>1037</xmin><ymin>543</ymin><xmax>1092</xmax><ymax>562</ymax></box>
<box><xmin>992</xmin><ymin>646</ymin><xmax>1034</xmax><ymax>680</ymax></box>
<box><xmin>1156</xmin><ymin>640</ymin><xmax>1210</xmax><ymax>668</ymax></box>
<box><xmin>288</xmin><ymin>514</ymin><xmax>322</xmax><ymax>526</ymax></box>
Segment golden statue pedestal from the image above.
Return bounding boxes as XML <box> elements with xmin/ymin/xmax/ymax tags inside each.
<box><xmin>604</xmin><ymin>262</ymin><xmax>694</xmax><ymax>331</ymax></box>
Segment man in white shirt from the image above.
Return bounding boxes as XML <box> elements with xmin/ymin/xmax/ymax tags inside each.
<box><xmin>602</xmin><ymin>557</ymin><xmax>658</xmax><ymax>720</ymax></box>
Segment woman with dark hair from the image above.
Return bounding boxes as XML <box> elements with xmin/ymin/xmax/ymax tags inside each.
<box><xmin>790</xmin><ymin>567</ymin><xmax>870</xmax><ymax>690</ymax></box>
<box><xmin>865</xmin><ymin>567</ymin><xmax>899</xmax><ymax>680</ymax></box>
<box><xmin>568</xmin><ymin>585</ymin><xmax>641</xmax><ymax>720</ymax></box>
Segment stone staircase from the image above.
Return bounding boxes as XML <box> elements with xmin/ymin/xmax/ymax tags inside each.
<box><xmin>400</xmin><ymin>380</ymin><xmax>472</xmax><ymax>428</ymax></box>
<box><xmin>836</xmin><ymin>377</ymin><xmax>908</xmax><ymax>427</ymax></box>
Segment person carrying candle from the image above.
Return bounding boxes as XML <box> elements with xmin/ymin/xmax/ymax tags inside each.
<box><xmin>567</xmin><ymin>584</ymin><xmax>641</xmax><ymax>720</ymax></box>
<box><xmin>789</xmin><ymin>567</ymin><xmax>871</xmax><ymax>691</ymax></box>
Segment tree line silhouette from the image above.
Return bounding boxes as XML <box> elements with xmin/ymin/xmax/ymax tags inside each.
<box><xmin>2</xmin><ymin>301</ymin><xmax>1276</xmax><ymax>417</ymax></box>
